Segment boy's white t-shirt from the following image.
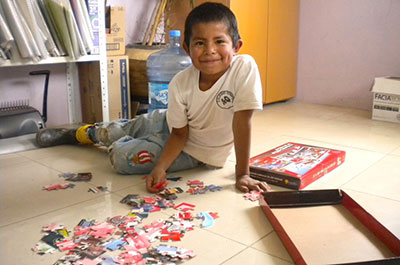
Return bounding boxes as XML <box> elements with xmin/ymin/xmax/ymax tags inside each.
<box><xmin>166</xmin><ymin>54</ymin><xmax>263</xmax><ymax>167</ymax></box>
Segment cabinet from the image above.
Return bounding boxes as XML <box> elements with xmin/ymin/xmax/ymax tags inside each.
<box><xmin>230</xmin><ymin>0</ymin><xmax>299</xmax><ymax>104</ymax></box>
<box><xmin>166</xmin><ymin>0</ymin><xmax>299</xmax><ymax>104</ymax></box>
<box><xmin>0</xmin><ymin>0</ymin><xmax>110</xmax><ymax>124</ymax></box>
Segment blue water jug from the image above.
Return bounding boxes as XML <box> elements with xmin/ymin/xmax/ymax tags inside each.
<box><xmin>146</xmin><ymin>30</ymin><xmax>192</xmax><ymax>113</ymax></box>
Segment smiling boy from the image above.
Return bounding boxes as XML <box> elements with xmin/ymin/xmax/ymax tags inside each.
<box><xmin>146</xmin><ymin>2</ymin><xmax>270</xmax><ymax>192</ymax></box>
<box><xmin>36</xmin><ymin>2</ymin><xmax>270</xmax><ymax>193</ymax></box>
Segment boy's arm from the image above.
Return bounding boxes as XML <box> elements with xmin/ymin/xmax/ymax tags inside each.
<box><xmin>233</xmin><ymin>110</ymin><xmax>270</xmax><ymax>192</ymax></box>
<box><xmin>146</xmin><ymin>125</ymin><xmax>188</xmax><ymax>193</ymax></box>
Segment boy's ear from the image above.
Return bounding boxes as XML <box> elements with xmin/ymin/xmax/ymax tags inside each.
<box><xmin>183</xmin><ymin>42</ymin><xmax>190</xmax><ymax>54</ymax></box>
<box><xmin>233</xmin><ymin>39</ymin><xmax>243</xmax><ymax>54</ymax></box>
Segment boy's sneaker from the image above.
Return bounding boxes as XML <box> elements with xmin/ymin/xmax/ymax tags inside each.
<box><xmin>36</xmin><ymin>128</ymin><xmax>79</xmax><ymax>147</ymax></box>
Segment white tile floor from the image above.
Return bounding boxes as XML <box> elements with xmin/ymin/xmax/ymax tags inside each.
<box><xmin>1</xmin><ymin>101</ymin><xmax>399</xmax><ymax>265</ymax></box>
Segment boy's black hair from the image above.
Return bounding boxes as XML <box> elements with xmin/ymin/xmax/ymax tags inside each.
<box><xmin>184</xmin><ymin>2</ymin><xmax>241</xmax><ymax>48</ymax></box>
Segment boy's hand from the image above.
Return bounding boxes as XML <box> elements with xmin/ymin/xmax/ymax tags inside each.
<box><xmin>145</xmin><ymin>126</ymin><xmax>188</xmax><ymax>193</ymax></box>
<box><xmin>146</xmin><ymin>167</ymin><xmax>168</xmax><ymax>193</ymax></box>
<box><xmin>235</xmin><ymin>175</ymin><xmax>271</xmax><ymax>193</ymax></box>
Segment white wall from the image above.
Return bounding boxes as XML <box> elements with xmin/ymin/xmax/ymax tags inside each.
<box><xmin>0</xmin><ymin>65</ymin><xmax>69</xmax><ymax>127</ymax></box>
<box><xmin>296</xmin><ymin>0</ymin><xmax>400</xmax><ymax>110</ymax></box>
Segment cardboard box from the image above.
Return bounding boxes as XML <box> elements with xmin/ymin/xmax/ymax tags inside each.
<box><xmin>107</xmin><ymin>55</ymin><xmax>130</xmax><ymax>120</ymax></box>
<box><xmin>79</xmin><ymin>56</ymin><xmax>130</xmax><ymax>123</ymax></box>
<box><xmin>106</xmin><ymin>6</ymin><xmax>125</xmax><ymax>56</ymax></box>
<box><xmin>249</xmin><ymin>142</ymin><xmax>345</xmax><ymax>190</ymax></box>
<box><xmin>371</xmin><ymin>77</ymin><xmax>400</xmax><ymax>123</ymax></box>
<box><xmin>87</xmin><ymin>0</ymin><xmax>100</xmax><ymax>55</ymax></box>
<box><xmin>259</xmin><ymin>190</ymin><xmax>400</xmax><ymax>264</ymax></box>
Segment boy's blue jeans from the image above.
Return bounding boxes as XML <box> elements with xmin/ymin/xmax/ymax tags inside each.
<box><xmin>88</xmin><ymin>110</ymin><xmax>200</xmax><ymax>174</ymax></box>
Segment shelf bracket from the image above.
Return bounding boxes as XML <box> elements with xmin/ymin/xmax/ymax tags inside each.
<box><xmin>66</xmin><ymin>63</ymin><xmax>82</xmax><ymax>124</ymax></box>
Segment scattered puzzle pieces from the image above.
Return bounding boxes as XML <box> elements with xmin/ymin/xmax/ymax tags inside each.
<box><xmin>35</xmin><ymin>177</ymin><xmax>237</xmax><ymax>264</ymax></box>
<box><xmin>186</xmin><ymin>180</ymin><xmax>222</xmax><ymax>195</ymax></box>
<box><xmin>44</xmin><ymin>172</ymin><xmax>94</xmax><ymax>192</ymax></box>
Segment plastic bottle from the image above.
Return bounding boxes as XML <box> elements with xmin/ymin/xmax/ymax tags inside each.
<box><xmin>146</xmin><ymin>30</ymin><xmax>192</xmax><ymax>113</ymax></box>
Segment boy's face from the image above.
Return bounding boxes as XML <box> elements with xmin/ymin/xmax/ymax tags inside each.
<box><xmin>183</xmin><ymin>22</ymin><xmax>242</xmax><ymax>83</ymax></box>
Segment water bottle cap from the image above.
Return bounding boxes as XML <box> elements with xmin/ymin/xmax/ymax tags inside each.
<box><xmin>170</xmin><ymin>30</ymin><xmax>181</xmax><ymax>37</ymax></box>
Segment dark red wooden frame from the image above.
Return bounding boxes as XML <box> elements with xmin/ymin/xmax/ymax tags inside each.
<box><xmin>259</xmin><ymin>190</ymin><xmax>400</xmax><ymax>265</ymax></box>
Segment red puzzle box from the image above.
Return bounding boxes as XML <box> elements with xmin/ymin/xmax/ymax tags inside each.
<box><xmin>249</xmin><ymin>142</ymin><xmax>346</xmax><ymax>190</ymax></box>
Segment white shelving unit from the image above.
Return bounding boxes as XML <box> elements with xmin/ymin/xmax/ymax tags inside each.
<box><xmin>0</xmin><ymin>55</ymin><xmax>100</xmax><ymax>67</ymax></box>
<box><xmin>0</xmin><ymin>0</ymin><xmax>110</xmax><ymax>124</ymax></box>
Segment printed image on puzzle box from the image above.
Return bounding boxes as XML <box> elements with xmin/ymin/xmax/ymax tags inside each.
<box><xmin>250</xmin><ymin>142</ymin><xmax>346</xmax><ymax>189</ymax></box>
<box><xmin>252</xmin><ymin>144</ymin><xmax>330</xmax><ymax>176</ymax></box>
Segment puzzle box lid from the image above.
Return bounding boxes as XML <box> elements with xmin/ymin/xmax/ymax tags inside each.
<box><xmin>249</xmin><ymin>142</ymin><xmax>346</xmax><ymax>189</ymax></box>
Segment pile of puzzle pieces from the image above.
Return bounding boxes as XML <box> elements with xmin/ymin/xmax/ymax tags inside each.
<box><xmin>33</xmin><ymin>191</ymin><xmax>218</xmax><ymax>265</ymax></box>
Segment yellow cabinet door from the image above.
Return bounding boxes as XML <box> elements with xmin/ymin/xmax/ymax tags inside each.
<box><xmin>230</xmin><ymin>0</ymin><xmax>299</xmax><ymax>104</ymax></box>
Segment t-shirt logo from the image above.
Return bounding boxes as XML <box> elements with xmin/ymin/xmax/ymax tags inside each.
<box><xmin>216</xmin><ymin>90</ymin><xmax>234</xmax><ymax>109</ymax></box>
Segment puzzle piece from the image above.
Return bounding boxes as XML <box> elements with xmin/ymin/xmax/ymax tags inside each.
<box><xmin>153</xmin><ymin>245</ymin><xmax>196</xmax><ymax>259</ymax></box>
<box><xmin>79</xmin><ymin>245</ymin><xmax>105</xmax><ymax>259</ymax></box>
<box><xmin>197</xmin><ymin>212</ymin><xmax>216</xmax><ymax>228</ymax></box>
<box><xmin>74</xmin><ymin>257</ymin><xmax>102</xmax><ymax>265</ymax></box>
<box><xmin>120</xmin><ymin>194</ymin><xmax>141</xmax><ymax>207</ymax></box>
<box><xmin>142</xmin><ymin>196</ymin><xmax>156</xmax><ymax>204</ymax></box>
<box><xmin>174</xmin><ymin>202</ymin><xmax>195</xmax><ymax>212</ymax></box>
<box><xmin>187</xmin><ymin>187</ymin><xmax>207</xmax><ymax>195</ymax></box>
<box><xmin>42</xmin><ymin>223</ymin><xmax>65</xmax><ymax>232</ymax></box>
<box><xmin>88</xmin><ymin>186</ymin><xmax>108</xmax><ymax>193</ymax></box>
<box><xmin>209</xmin><ymin>212</ymin><xmax>219</xmax><ymax>219</ymax></box>
<box><xmin>32</xmin><ymin>242</ymin><xmax>56</xmax><ymax>255</ymax></box>
<box><xmin>65</xmin><ymin>172</ymin><xmax>92</xmax><ymax>182</ymax></box>
<box><xmin>58</xmin><ymin>172</ymin><xmax>76</xmax><ymax>179</ymax></box>
<box><xmin>41</xmin><ymin>231</ymin><xmax>64</xmax><ymax>249</ymax></box>
<box><xmin>160</xmin><ymin>232</ymin><xmax>184</xmax><ymax>242</ymax></box>
<box><xmin>77</xmin><ymin>219</ymin><xmax>96</xmax><ymax>228</ymax></box>
<box><xmin>186</xmin><ymin>180</ymin><xmax>204</xmax><ymax>187</ymax></box>
<box><xmin>100</xmin><ymin>256</ymin><xmax>118</xmax><ymax>265</ymax></box>
<box><xmin>152</xmin><ymin>180</ymin><xmax>168</xmax><ymax>190</ymax></box>
<box><xmin>244</xmin><ymin>190</ymin><xmax>261</xmax><ymax>201</ymax></box>
<box><xmin>166</xmin><ymin>176</ymin><xmax>182</xmax><ymax>181</ymax></box>
<box><xmin>89</xmin><ymin>222</ymin><xmax>115</xmax><ymax>238</ymax></box>
<box><xmin>43</xmin><ymin>183</ymin><xmax>75</xmax><ymax>191</ymax></box>
<box><xmin>104</xmin><ymin>238</ymin><xmax>126</xmax><ymax>251</ymax></box>
<box><xmin>56</xmin><ymin>239</ymin><xmax>77</xmax><ymax>251</ymax></box>
<box><xmin>205</xmin><ymin>184</ymin><xmax>222</xmax><ymax>192</ymax></box>
<box><xmin>115</xmin><ymin>251</ymin><xmax>144</xmax><ymax>265</ymax></box>
<box><xmin>178</xmin><ymin>212</ymin><xmax>193</xmax><ymax>221</ymax></box>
